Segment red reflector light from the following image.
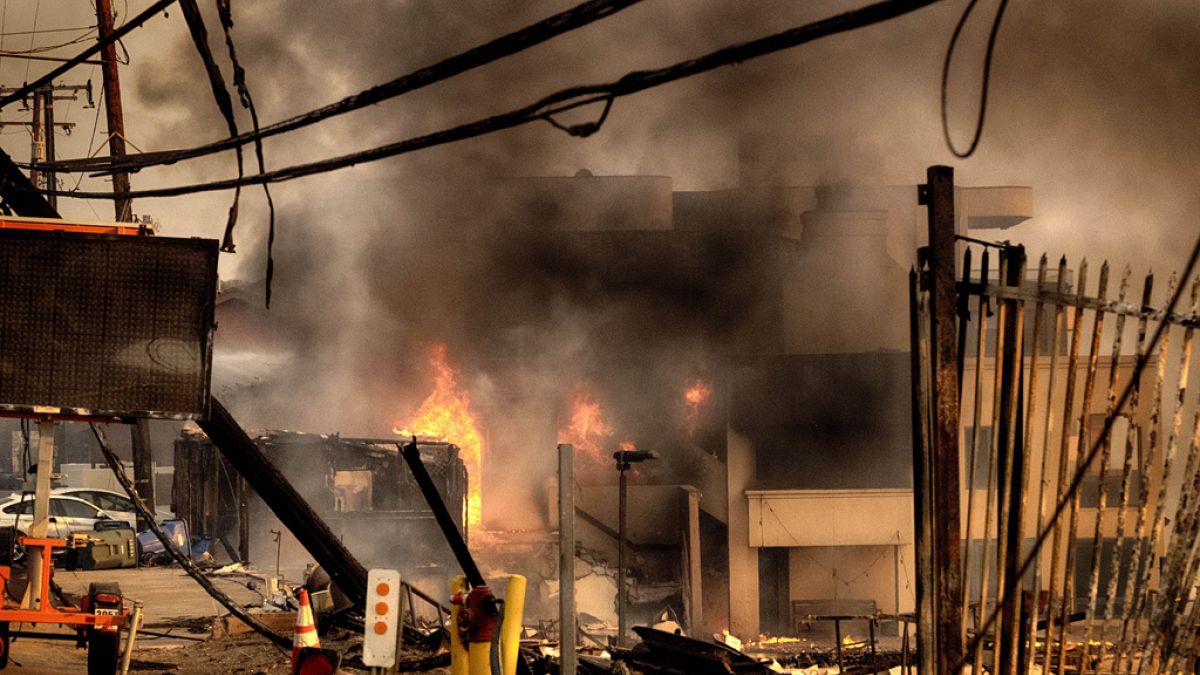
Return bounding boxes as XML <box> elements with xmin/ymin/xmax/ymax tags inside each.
<box><xmin>94</xmin><ymin>593</ymin><xmax>121</xmax><ymax>605</ymax></box>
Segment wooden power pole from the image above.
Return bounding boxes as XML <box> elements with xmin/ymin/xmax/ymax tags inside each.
<box><xmin>96</xmin><ymin>0</ymin><xmax>131</xmax><ymax>222</ymax></box>
<box><xmin>97</xmin><ymin>0</ymin><xmax>154</xmax><ymax>527</ymax></box>
<box><xmin>918</xmin><ymin>165</ymin><xmax>965</xmax><ymax>672</ymax></box>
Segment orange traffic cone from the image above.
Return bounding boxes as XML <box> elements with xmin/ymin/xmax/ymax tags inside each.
<box><xmin>292</xmin><ymin>589</ymin><xmax>320</xmax><ymax>673</ymax></box>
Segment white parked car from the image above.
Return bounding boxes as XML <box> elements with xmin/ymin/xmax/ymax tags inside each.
<box><xmin>52</xmin><ymin>488</ymin><xmax>170</xmax><ymax>526</ymax></box>
<box><xmin>0</xmin><ymin>494</ymin><xmax>126</xmax><ymax>560</ymax></box>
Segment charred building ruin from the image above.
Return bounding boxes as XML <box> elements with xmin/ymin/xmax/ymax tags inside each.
<box><xmin>199</xmin><ymin>142</ymin><xmax>1035</xmax><ymax>638</ymax></box>
<box><xmin>173</xmin><ymin>430</ymin><xmax>466</xmax><ymax>587</ymax></box>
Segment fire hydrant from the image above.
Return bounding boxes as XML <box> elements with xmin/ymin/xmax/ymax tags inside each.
<box><xmin>458</xmin><ymin>585</ymin><xmax>499</xmax><ymax>645</ymax></box>
<box><xmin>449</xmin><ymin>576</ymin><xmax>526</xmax><ymax>675</ymax></box>
<box><xmin>450</xmin><ymin>578</ymin><xmax>499</xmax><ymax>675</ymax></box>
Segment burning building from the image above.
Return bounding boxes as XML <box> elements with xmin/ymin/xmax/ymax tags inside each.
<box><xmin>173</xmin><ymin>428</ymin><xmax>467</xmax><ymax>585</ymax></box>
<box><xmin>195</xmin><ymin>144</ymin><xmax>1036</xmax><ymax>641</ymax></box>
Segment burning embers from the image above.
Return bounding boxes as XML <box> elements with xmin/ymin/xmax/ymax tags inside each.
<box><xmin>557</xmin><ymin>388</ymin><xmax>616</xmax><ymax>465</ymax></box>
<box><xmin>394</xmin><ymin>344</ymin><xmax>484</xmax><ymax>528</ymax></box>
<box><xmin>558</xmin><ymin>378</ymin><xmax>712</xmax><ymax>468</ymax></box>
<box><xmin>683</xmin><ymin>379</ymin><xmax>711</xmax><ymax>436</ymax></box>
<box><xmin>556</xmin><ymin>388</ymin><xmax>647</xmax><ymax>470</ymax></box>
<box><xmin>393</xmin><ymin>356</ymin><xmax>713</xmax><ymax>528</ymax></box>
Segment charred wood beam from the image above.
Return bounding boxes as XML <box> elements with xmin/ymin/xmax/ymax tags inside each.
<box><xmin>90</xmin><ymin>423</ymin><xmax>290</xmax><ymax>648</ymax></box>
<box><xmin>399</xmin><ymin>440</ymin><xmax>485</xmax><ymax>588</ymax></box>
<box><xmin>198</xmin><ymin>396</ymin><xmax>368</xmax><ymax>606</ymax></box>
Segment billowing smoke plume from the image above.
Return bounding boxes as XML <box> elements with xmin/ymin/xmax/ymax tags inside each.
<box><xmin>108</xmin><ymin>0</ymin><xmax>1200</xmax><ymax>527</ymax></box>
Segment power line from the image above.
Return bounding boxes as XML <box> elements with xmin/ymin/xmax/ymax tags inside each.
<box><xmin>49</xmin><ymin>0</ymin><xmax>946</xmax><ymax>201</ymax></box>
<box><xmin>215</xmin><ymin>0</ymin><xmax>276</xmax><ymax>306</ymax></box>
<box><xmin>23</xmin><ymin>0</ymin><xmax>39</xmax><ymax>83</ymax></box>
<box><xmin>0</xmin><ymin>25</ymin><xmax>95</xmax><ymax>38</ymax></box>
<box><xmin>0</xmin><ymin>26</ymin><xmax>96</xmax><ymax>56</ymax></box>
<box><xmin>177</xmin><ymin>0</ymin><xmax>245</xmax><ymax>254</ymax></box>
<box><xmin>42</xmin><ymin>0</ymin><xmax>649</xmax><ymax>174</ymax></box>
<box><xmin>76</xmin><ymin>87</ymin><xmax>105</xmax><ymax>220</ymax></box>
<box><xmin>0</xmin><ymin>0</ymin><xmax>174</xmax><ymax>110</ymax></box>
<box><xmin>0</xmin><ymin>52</ymin><xmax>104</xmax><ymax>65</ymax></box>
<box><xmin>940</xmin><ymin>0</ymin><xmax>1009</xmax><ymax>158</ymax></box>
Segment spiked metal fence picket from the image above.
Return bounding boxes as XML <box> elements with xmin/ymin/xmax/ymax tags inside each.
<box><xmin>912</xmin><ymin>181</ymin><xmax>1200</xmax><ymax>673</ymax></box>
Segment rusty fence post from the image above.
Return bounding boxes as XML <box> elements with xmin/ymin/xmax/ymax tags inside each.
<box><xmin>918</xmin><ymin>165</ymin><xmax>965</xmax><ymax>672</ymax></box>
<box><xmin>997</xmin><ymin>245</ymin><xmax>1027</xmax><ymax>675</ymax></box>
<box><xmin>909</xmin><ymin>266</ymin><xmax>934</xmax><ymax>673</ymax></box>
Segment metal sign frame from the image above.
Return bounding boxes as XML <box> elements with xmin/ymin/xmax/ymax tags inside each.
<box><xmin>0</xmin><ymin>228</ymin><xmax>218</xmax><ymax>420</ymax></box>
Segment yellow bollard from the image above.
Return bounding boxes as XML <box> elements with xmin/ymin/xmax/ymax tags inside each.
<box><xmin>468</xmin><ymin>640</ymin><xmax>492</xmax><ymax>675</ymax></box>
<box><xmin>500</xmin><ymin>575</ymin><xmax>527</xmax><ymax>675</ymax></box>
<box><xmin>449</xmin><ymin>576</ymin><xmax>469</xmax><ymax>675</ymax></box>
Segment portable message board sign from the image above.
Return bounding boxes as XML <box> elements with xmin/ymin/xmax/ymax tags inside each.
<box><xmin>0</xmin><ymin>228</ymin><xmax>218</xmax><ymax>420</ymax></box>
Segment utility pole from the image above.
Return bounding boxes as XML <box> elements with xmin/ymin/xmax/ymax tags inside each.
<box><xmin>42</xmin><ymin>89</ymin><xmax>54</xmax><ymax>210</ymax></box>
<box><xmin>917</xmin><ymin>166</ymin><xmax>965</xmax><ymax>673</ymax></box>
<box><xmin>29</xmin><ymin>91</ymin><xmax>42</xmax><ymax>192</ymax></box>
<box><xmin>96</xmin><ymin>0</ymin><xmax>131</xmax><ymax>222</ymax></box>
<box><xmin>0</xmin><ymin>83</ymin><xmax>89</xmax><ymax>210</ymax></box>
<box><xmin>97</xmin><ymin>0</ymin><xmax>154</xmax><ymax>527</ymax></box>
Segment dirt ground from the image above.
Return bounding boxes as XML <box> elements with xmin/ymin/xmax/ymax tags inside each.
<box><xmin>0</xmin><ymin>566</ymin><xmax>449</xmax><ymax>674</ymax></box>
<box><xmin>124</xmin><ymin>630</ymin><xmax>449</xmax><ymax>674</ymax></box>
<box><xmin>5</xmin><ymin>627</ymin><xmax>449</xmax><ymax>674</ymax></box>
<box><xmin>0</xmin><ymin>566</ymin><xmax>902</xmax><ymax>673</ymax></box>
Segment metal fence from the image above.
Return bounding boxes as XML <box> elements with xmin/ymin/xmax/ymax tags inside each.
<box><xmin>913</xmin><ymin>235</ymin><xmax>1200</xmax><ymax>673</ymax></box>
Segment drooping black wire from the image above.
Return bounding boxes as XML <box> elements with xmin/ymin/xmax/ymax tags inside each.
<box><xmin>962</xmin><ymin>232</ymin><xmax>1200</xmax><ymax>669</ymax></box>
<box><xmin>0</xmin><ymin>0</ymin><xmax>176</xmax><ymax>109</ymax></box>
<box><xmin>178</xmin><ymin>0</ymin><xmax>244</xmax><ymax>254</ymax></box>
<box><xmin>543</xmin><ymin>95</ymin><xmax>614</xmax><ymax>137</ymax></box>
<box><xmin>88</xmin><ymin>422</ymin><xmax>291</xmax><ymax>650</ymax></box>
<box><xmin>940</xmin><ymin>0</ymin><xmax>1009</xmax><ymax>158</ymax></box>
<box><xmin>215</xmin><ymin>0</ymin><xmax>276</xmax><ymax>306</ymax></box>
<box><xmin>48</xmin><ymin>0</ymin><xmax>946</xmax><ymax>201</ymax></box>
<box><xmin>39</xmin><ymin>0</ymin><xmax>648</xmax><ymax>175</ymax></box>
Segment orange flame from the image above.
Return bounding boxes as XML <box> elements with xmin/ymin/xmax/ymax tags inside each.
<box><xmin>752</xmin><ymin>635</ymin><xmax>807</xmax><ymax>645</ymax></box>
<box><xmin>684</xmin><ymin>379</ymin><xmax>712</xmax><ymax>436</ymax></box>
<box><xmin>557</xmin><ymin>389</ymin><xmax>613</xmax><ymax>464</ymax></box>
<box><xmin>394</xmin><ymin>345</ymin><xmax>484</xmax><ymax>528</ymax></box>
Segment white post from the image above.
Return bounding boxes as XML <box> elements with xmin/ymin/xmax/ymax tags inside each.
<box><xmin>119</xmin><ymin>600</ymin><xmax>144</xmax><ymax>675</ymax></box>
<box><xmin>24</xmin><ymin>420</ymin><xmax>55</xmax><ymax>609</ymax></box>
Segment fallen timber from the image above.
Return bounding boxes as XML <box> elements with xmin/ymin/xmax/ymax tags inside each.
<box><xmin>198</xmin><ymin>396</ymin><xmax>370</xmax><ymax>606</ymax></box>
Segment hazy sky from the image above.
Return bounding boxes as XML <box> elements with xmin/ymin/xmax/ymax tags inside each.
<box><xmin>0</xmin><ymin>1</ymin><xmax>1195</xmax><ymax>287</ymax></box>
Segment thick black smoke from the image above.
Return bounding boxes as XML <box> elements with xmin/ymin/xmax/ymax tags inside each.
<box><xmin>112</xmin><ymin>1</ymin><xmax>1200</xmax><ymax>527</ymax></box>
